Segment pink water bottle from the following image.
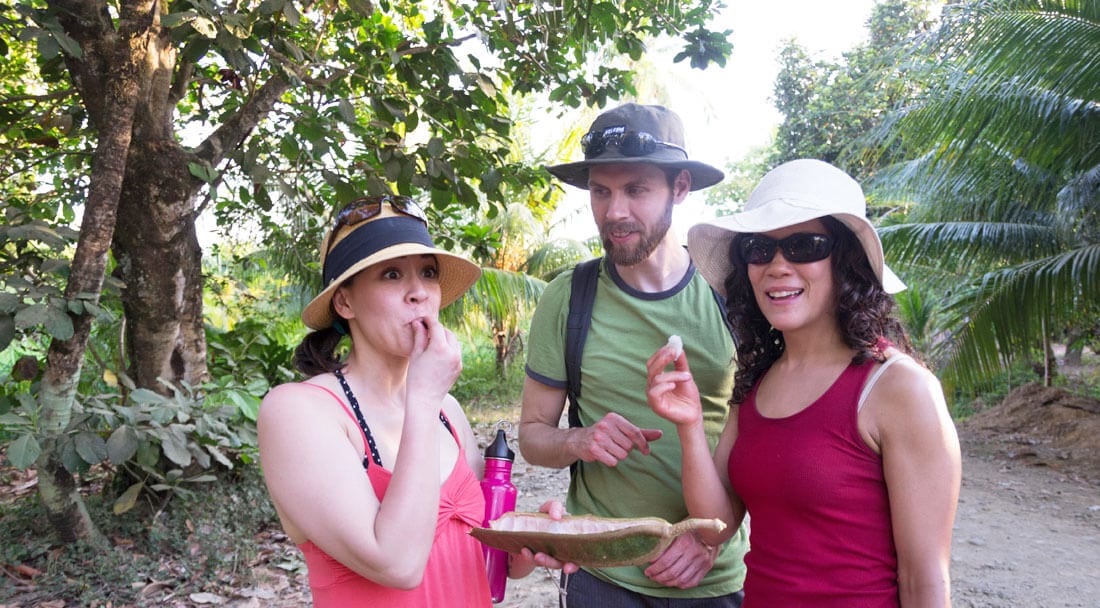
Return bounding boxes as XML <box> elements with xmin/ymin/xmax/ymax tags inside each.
<box><xmin>480</xmin><ymin>429</ymin><xmax>517</xmax><ymax>603</ymax></box>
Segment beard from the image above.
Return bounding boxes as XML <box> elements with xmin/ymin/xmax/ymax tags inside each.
<box><xmin>601</xmin><ymin>200</ymin><xmax>675</xmax><ymax>266</ymax></box>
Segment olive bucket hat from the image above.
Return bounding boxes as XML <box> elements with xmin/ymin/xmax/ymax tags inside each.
<box><xmin>688</xmin><ymin>159</ymin><xmax>906</xmax><ymax>296</ymax></box>
<box><xmin>546</xmin><ymin>103</ymin><xmax>724</xmax><ymax>191</ymax></box>
<box><xmin>301</xmin><ymin>195</ymin><xmax>482</xmax><ymax>330</ymax></box>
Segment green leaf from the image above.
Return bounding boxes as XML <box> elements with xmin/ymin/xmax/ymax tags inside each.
<box><xmin>0</xmin><ymin>292</ymin><xmax>19</xmax><ymax>313</ymax></box>
<box><xmin>36</xmin><ymin>35</ymin><xmax>59</xmax><ymax>60</ymax></box>
<box><xmin>0</xmin><ymin>413</ymin><xmax>29</xmax><ymax>427</ymax></box>
<box><xmin>82</xmin><ymin>300</ymin><xmax>112</xmax><ymax>322</ymax></box>
<box><xmin>205</xmin><ymin>444</ymin><xmax>233</xmax><ymax>468</ymax></box>
<box><xmin>337</xmin><ymin>99</ymin><xmax>357</xmax><ymax>124</ymax></box>
<box><xmin>107</xmin><ymin>425</ymin><xmax>140</xmax><ymax>463</ymax></box>
<box><xmin>427</xmin><ymin>137</ymin><xmax>445</xmax><ymax>157</ymax></box>
<box><xmin>282</xmin><ymin>2</ymin><xmax>301</xmax><ymax>26</ymax></box>
<box><xmin>8</xmin><ymin>433</ymin><xmax>41</xmax><ymax>469</ymax></box>
<box><xmin>44</xmin><ymin>305</ymin><xmax>74</xmax><ymax>340</ymax></box>
<box><xmin>130</xmin><ymin>388</ymin><xmax>166</xmax><ymax>405</ymax></box>
<box><xmin>113</xmin><ymin>482</ymin><xmax>144</xmax><ymax>515</ymax></box>
<box><xmin>188</xmin><ymin>162</ymin><xmax>219</xmax><ymax>183</ymax></box>
<box><xmin>0</xmin><ymin>314</ymin><xmax>13</xmax><ymax>352</ymax></box>
<box><xmin>224</xmin><ymin>389</ymin><xmax>260</xmax><ymax>421</ymax></box>
<box><xmin>161</xmin><ymin>9</ymin><xmax>198</xmax><ymax>28</ymax></box>
<box><xmin>50</xmin><ymin>30</ymin><xmax>82</xmax><ymax>58</ymax></box>
<box><xmin>159</xmin><ymin>428</ymin><xmax>192</xmax><ymax>466</ymax></box>
<box><xmin>190</xmin><ymin>16</ymin><xmax>217</xmax><ymax>38</ymax></box>
<box><xmin>13</xmin><ymin>303</ymin><xmax>48</xmax><ymax>329</ymax></box>
<box><xmin>137</xmin><ymin>441</ymin><xmax>159</xmax><ymax>467</ymax></box>
<box><xmin>75</xmin><ymin>431</ymin><xmax>108</xmax><ymax>464</ymax></box>
<box><xmin>59</xmin><ymin>436</ymin><xmax>83</xmax><ymax>472</ymax></box>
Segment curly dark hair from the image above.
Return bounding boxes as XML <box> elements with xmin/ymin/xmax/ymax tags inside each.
<box><xmin>723</xmin><ymin>216</ymin><xmax>913</xmax><ymax>405</ymax></box>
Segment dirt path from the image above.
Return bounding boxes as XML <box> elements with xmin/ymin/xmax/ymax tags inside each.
<box><xmin>490</xmin><ymin>423</ymin><xmax>1100</xmax><ymax>607</ymax></box>
<box><xmin>951</xmin><ymin>450</ymin><xmax>1100</xmax><ymax>607</ymax></box>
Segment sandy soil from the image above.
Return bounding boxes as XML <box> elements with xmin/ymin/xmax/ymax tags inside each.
<box><xmin>494</xmin><ymin>383</ymin><xmax>1100</xmax><ymax>608</ymax></box>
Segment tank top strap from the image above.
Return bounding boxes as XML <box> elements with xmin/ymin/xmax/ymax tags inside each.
<box><xmin>333</xmin><ymin>368</ymin><xmax>384</xmax><ymax>468</ymax></box>
<box><xmin>857</xmin><ymin>355</ymin><xmax>913</xmax><ymax>413</ymax></box>
<box><xmin>332</xmin><ymin>368</ymin><xmax>458</xmax><ymax>470</ymax></box>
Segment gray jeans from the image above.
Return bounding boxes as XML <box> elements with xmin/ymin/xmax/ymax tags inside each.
<box><xmin>560</xmin><ymin>569</ymin><xmax>745</xmax><ymax>608</ymax></box>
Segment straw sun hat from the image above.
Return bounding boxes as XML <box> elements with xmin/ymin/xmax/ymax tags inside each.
<box><xmin>301</xmin><ymin>196</ymin><xmax>482</xmax><ymax>330</ymax></box>
<box><xmin>688</xmin><ymin>159</ymin><xmax>906</xmax><ymax>297</ymax></box>
<box><xmin>546</xmin><ymin>103</ymin><xmax>724</xmax><ymax>191</ymax></box>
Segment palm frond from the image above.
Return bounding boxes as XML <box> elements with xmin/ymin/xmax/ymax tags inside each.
<box><xmin>865</xmin><ymin>0</ymin><xmax>1100</xmax><ymax>174</ymax></box>
<box><xmin>880</xmin><ymin>221</ymin><xmax>1061</xmax><ymax>272</ymax></box>
<box><xmin>934</xmin><ymin>243</ymin><xmax>1100</xmax><ymax>390</ymax></box>
<box><xmin>869</xmin><ymin>142</ymin><xmax>1066</xmax><ymax>222</ymax></box>
<box><xmin>523</xmin><ymin>239</ymin><xmax>597</xmax><ymax>280</ymax></box>
<box><xmin>444</xmin><ymin>267</ymin><xmax>546</xmax><ymax>331</ymax></box>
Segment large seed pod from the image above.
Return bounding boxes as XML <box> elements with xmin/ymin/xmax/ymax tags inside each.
<box><xmin>470</xmin><ymin>512</ymin><xmax>726</xmax><ymax>567</ymax></box>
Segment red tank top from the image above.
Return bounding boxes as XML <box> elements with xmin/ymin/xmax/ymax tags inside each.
<box><xmin>728</xmin><ymin>360</ymin><xmax>898</xmax><ymax>607</ymax></box>
<box><xmin>297</xmin><ymin>385</ymin><xmax>491</xmax><ymax>607</ymax></box>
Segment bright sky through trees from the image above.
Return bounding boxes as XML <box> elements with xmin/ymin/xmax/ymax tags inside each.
<box><xmin>551</xmin><ymin>0</ymin><xmax>879</xmax><ymax>238</ymax></box>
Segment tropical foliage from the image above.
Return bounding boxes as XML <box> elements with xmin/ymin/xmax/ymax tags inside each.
<box><xmin>0</xmin><ymin>0</ymin><xmax>732</xmax><ymax>546</ymax></box>
<box><xmin>862</xmin><ymin>0</ymin><xmax>1100</xmax><ymax>391</ymax></box>
<box><xmin>770</xmin><ymin>0</ymin><xmax>938</xmax><ymax>169</ymax></box>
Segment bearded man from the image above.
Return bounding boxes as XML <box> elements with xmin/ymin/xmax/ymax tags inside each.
<box><xmin>519</xmin><ymin>103</ymin><xmax>749</xmax><ymax>607</ymax></box>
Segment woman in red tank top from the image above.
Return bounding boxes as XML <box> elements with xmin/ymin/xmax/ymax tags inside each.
<box><xmin>257</xmin><ymin>197</ymin><xmax>566</xmax><ymax>607</ymax></box>
<box><xmin>646</xmin><ymin>160</ymin><xmax>961</xmax><ymax>607</ymax></box>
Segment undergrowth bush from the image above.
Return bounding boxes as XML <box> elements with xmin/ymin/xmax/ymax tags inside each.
<box><xmin>0</xmin><ymin>466</ymin><xmax>278</xmax><ymax>606</ymax></box>
<box><xmin>452</xmin><ymin>332</ymin><xmax>526</xmax><ymax>425</ymax></box>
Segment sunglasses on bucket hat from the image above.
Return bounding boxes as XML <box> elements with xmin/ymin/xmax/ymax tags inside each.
<box><xmin>326</xmin><ymin>195</ymin><xmax>428</xmax><ymax>257</ymax></box>
<box><xmin>737</xmin><ymin>233</ymin><xmax>834</xmax><ymax>265</ymax></box>
<box><xmin>580</xmin><ymin>129</ymin><xmax>687</xmax><ymax>158</ymax></box>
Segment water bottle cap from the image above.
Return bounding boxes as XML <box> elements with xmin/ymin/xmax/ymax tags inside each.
<box><xmin>484</xmin><ymin>428</ymin><xmax>515</xmax><ymax>461</ymax></box>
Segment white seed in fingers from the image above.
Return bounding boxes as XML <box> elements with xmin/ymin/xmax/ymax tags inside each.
<box><xmin>666</xmin><ymin>335</ymin><xmax>683</xmax><ymax>359</ymax></box>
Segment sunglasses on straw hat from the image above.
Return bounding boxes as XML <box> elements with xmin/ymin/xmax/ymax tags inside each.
<box><xmin>737</xmin><ymin>233</ymin><xmax>835</xmax><ymax>265</ymax></box>
<box><xmin>325</xmin><ymin>195</ymin><xmax>428</xmax><ymax>256</ymax></box>
<box><xmin>302</xmin><ymin>194</ymin><xmax>482</xmax><ymax>330</ymax></box>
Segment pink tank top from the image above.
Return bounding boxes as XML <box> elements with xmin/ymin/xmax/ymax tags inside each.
<box><xmin>728</xmin><ymin>360</ymin><xmax>898</xmax><ymax>607</ymax></box>
<box><xmin>297</xmin><ymin>385</ymin><xmax>491</xmax><ymax>607</ymax></box>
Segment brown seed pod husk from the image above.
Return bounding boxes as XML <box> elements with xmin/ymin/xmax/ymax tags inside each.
<box><xmin>470</xmin><ymin>512</ymin><xmax>726</xmax><ymax>567</ymax></box>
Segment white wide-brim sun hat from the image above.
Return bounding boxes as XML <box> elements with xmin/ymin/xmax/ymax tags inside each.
<box><xmin>688</xmin><ymin>159</ymin><xmax>906</xmax><ymax>297</ymax></box>
<box><xmin>302</xmin><ymin>204</ymin><xmax>482</xmax><ymax>331</ymax></box>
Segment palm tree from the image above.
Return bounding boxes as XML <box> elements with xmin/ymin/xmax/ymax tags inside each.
<box><xmin>860</xmin><ymin>0</ymin><xmax>1099</xmax><ymax>392</ymax></box>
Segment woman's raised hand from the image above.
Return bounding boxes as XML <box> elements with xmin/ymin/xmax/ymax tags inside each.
<box><xmin>645</xmin><ymin>342</ymin><xmax>704</xmax><ymax>428</ymax></box>
<box><xmin>406</xmin><ymin>316</ymin><xmax>462</xmax><ymax>407</ymax></box>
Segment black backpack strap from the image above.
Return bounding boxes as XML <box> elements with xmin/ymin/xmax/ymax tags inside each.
<box><xmin>710</xmin><ymin>286</ymin><xmax>734</xmax><ymax>334</ymax></box>
<box><xmin>565</xmin><ymin>257</ymin><xmax>601</xmax><ymax>429</ymax></box>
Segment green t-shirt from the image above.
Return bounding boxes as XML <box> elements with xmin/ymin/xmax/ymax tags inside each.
<box><xmin>525</xmin><ymin>258</ymin><xmax>748</xmax><ymax>598</ymax></box>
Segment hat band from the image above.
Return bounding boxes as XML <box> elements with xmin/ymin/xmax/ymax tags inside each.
<box><xmin>323</xmin><ymin>216</ymin><xmax>434</xmax><ymax>285</ymax></box>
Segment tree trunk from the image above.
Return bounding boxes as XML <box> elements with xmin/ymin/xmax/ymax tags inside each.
<box><xmin>37</xmin><ymin>0</ymin><xmax>291</xmax><ymax>547</ymax></box>
<box><xmin>113</xmin><ymin>136</ymin><xmax>209</xmax><ymax>391</ymax></box>
<box><xmin>35</xmin><ymin>0</ymin><xmax>160</xmax><ymax>546</ymax></box>
<box><xmin>1063</xmin><ymin>325</ymin><xmax>1088</xmax><ymax>367</ymax></box>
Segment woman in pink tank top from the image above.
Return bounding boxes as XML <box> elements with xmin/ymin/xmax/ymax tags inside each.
<box><xmin>257</xmin><ymin>197</ymin><xmax>564</xmax><ymax>607</ymax></box>
<box><xmin>646</xmin><ymin>161</ymin><xmax>961</xmax><ymax>607</ymax></box>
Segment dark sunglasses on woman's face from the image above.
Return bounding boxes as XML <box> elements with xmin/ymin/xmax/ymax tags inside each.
<box><xmin>580</xmin><ymin>129</ymin><xmax>687</xmax><ymax>158</ymax></box>
<box><xmin>737</xmin><ymin>233</ymin><xmax>834</xmax><ymax>265</ymax></box>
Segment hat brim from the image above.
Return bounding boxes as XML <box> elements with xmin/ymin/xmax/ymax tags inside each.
<box><xmin>688</xmin><ymin>202</ymin><xmax>906</xmax><ymax>298</ymax></box>
<box><xmin>301</xmin><ymin>243</ymin><xmax>482</xmax><ymax>330</ymax></box>
<box><xmin>547</xmin><ymin>158</ymin><xmax>724</xmax><ymax>191</ymax></box>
